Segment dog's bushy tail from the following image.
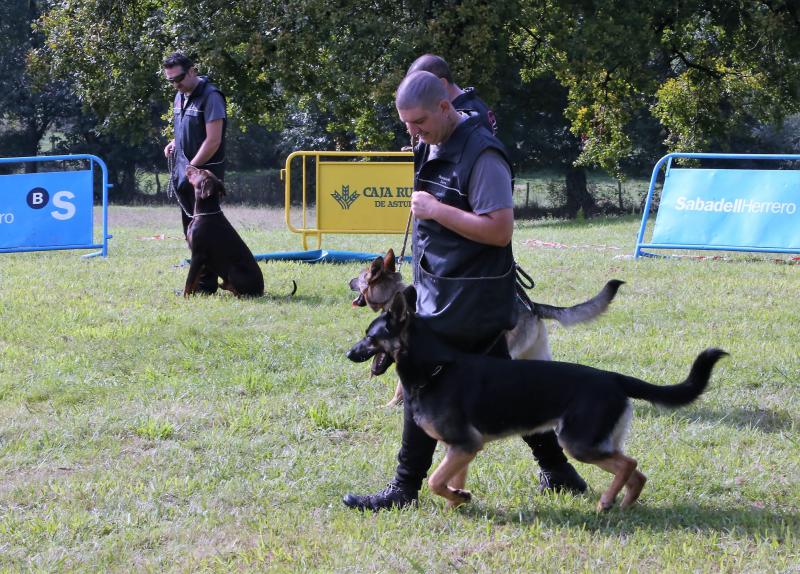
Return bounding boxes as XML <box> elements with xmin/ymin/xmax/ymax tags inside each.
<box><xmin>533</xmin><ymin>279</ymin><xmax>624</xmax><ymax>326</ymax></box>
<box><xmin>620</xmin><ymin>348</ymin><xmax>728</xmax><ymax>407</ymax></box>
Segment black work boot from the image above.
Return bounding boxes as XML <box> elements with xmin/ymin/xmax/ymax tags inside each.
<box><xmin>342</xmin><ymin>482</ymin><xmax>418</xmax><ymax>512</ymax></box>
<box><xmin>538</xmin><ymin>462</ymin><xmax>588</xmax><ymax>494</ymax></box>
<box><xmin>524</xmin><ymin>431</ymin><xmax>588</xmax><ymax>494</ymax></box>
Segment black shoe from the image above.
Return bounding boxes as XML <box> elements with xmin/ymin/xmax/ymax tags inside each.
<box><xmin>342</xmin><ymin>482</ymin><xmax>418</xmax><ymax>512</ymax></box>
<box><xmin>539</xmin><ymin>462</ymin><xmax>588</xmax><ymax>494</ymax></box>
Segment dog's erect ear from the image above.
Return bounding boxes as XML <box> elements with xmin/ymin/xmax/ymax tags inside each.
<box><xmin>368</xmin><ymin>256</ymin><xmax>383</xmax><ymax>281</ymax></box>
<box><xmin>387</xmin><ymin>290</ymin><xmax>409</xmax><ymax>323</ymax></box>
<box><xmin>384</xmin><ymin>249</ymin><xmax>396</xmax><ymax>273</ymax></box>
<box><xmin>401</xmin><ymin>284</ymin><xmax>417</xmax><ymax>308</ymax></box>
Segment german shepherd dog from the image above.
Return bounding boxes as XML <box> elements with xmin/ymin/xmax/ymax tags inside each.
<box><xmin>350</xmin><ymin>249</ymin><xmax>624</xmax><ymax>405</ymax></box>
<box><xmin>346</xmin><ymin>286</ymin><xmax>727</xmax><ymax>511</ymax></box>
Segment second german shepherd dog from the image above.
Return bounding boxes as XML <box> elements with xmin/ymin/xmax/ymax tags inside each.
<box><xmin>350</xmin><ymin>249</ymin><xmax>624</xmax><ymax>405</ymax></box>
<box><xmin>346</xmin><ymin>286</ymin><xmax>727</xmax><ymax>511</ymax></box>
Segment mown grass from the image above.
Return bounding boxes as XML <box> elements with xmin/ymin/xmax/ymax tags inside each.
<box><xmin>0</xmin><ymin>206</ymin><xmax>798</xmax><ymax>573</ymax></box>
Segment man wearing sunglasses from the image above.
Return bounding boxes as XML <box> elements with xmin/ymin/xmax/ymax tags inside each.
<box><xmin>162</xmin><ymin>51</ymin><xmax>227</xmax><ymax>294</ymax></box>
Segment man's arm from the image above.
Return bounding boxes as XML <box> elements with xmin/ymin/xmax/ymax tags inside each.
<box><xmin>410</xmin><ymin>194</ymin><xmax>513</xmax><ymax>246</ymax></box>
<box><xmin>189</xmin><ymin>119</ymin><xmax>223</xmax><ymax>166</ymax></box>
<box><xmin>411</xmin><ymin>148</ymin><xmax>514</xmax><ymax>246</ymax></box>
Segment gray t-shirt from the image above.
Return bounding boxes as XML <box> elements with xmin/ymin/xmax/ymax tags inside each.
<box><xmin>468</xmin><ymin>149</ymin><xmax>513</xmax><ymax>215</ymax></box>
<box><xmin>194</xmin><ymin>90</ymin><xmax>226</xmax><ymax>123</ymax></box>
<box><xmin>428</xmin><ymin>120</ymin><xmax>513</xmax><ymax>216</ymax></box>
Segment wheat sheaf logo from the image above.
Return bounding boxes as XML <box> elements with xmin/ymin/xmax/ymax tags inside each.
<box><xmin>331</xmin><ymin>185</ymin><xmax>359</xmax><ymax>209</ymax></box>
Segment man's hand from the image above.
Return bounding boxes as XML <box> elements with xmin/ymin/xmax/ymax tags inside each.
<box><xmin>164</xmin><ymin>140</ymin><xmax>175</xmax><ymax>158</ymax></box>
<box><xmin>411</xmin><ymin>190</ymin><xmax>440</xmax><ymax>220</ymax></box>
<box><xmin>189</xmin><ymin>119</ymin><xmax>224</xmax><ymax>167</ymax></box>
<box><xmin>412</xmin><ymin>188</ymin><xmax>513</xmax><ymax>246</ymax></box>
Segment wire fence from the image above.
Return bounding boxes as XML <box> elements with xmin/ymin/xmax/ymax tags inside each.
<box><xmin>513</xmin><ymin>175</ymin><xmax>655</xmax><ymax>214</ymax></box>
<box><xmin>134</xmin><ymin>167</ymin><xmax>656</xmax><ymax>213</ymax></box>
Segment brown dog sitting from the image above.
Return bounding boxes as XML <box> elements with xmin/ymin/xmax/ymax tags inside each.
<box><xmin>183</xmin><ymin>166</ymin><xmax>264</xmax><ymax>297</ymax></box>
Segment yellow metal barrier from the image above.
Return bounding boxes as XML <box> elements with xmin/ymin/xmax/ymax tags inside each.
<box><xmin>281</xmin><ymin>150</ymin><xmax>414</xmax><ymax>250</ymax></box>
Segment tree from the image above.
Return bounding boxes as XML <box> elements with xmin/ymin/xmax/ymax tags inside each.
<box><xmin>33</xmin><ymin>0</ymin><xmax>520</xmax><ymax>151</ymax></box>
<box><xmin>0</xmin><ymin>0</ymin><xmax>82</xmax><ymax>171</ymax></box>
<box><xmin>513</xmin><ymin>0</ymin><xmax>800</xmax><ymax>176</ymax></box>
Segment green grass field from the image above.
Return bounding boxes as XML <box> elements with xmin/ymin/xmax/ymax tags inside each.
<box><xmin>1</xmin><ymin>206</ymin><xmax>798</xmax><ymax>572</ymax></box>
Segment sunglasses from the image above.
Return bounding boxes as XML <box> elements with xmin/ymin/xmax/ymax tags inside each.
<box><xmin>167</xmin><ymin>71</ymin><xmax>187</xmax><ymax>84</ymax></box>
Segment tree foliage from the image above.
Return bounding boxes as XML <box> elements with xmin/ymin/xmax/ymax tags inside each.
<box><xmin>32</xmin><ymin>0</ymin><xmax>518</xmax><ymax>151</ymax></box>
<box><xmin>0</xmin><ymin>0</ymin><xmax>82</xmax><ymax>168</ymax></box>
<box><xmin>513</xmin><ymin>0</ymin><xmax>800</xmax><ymax>176</ymax></box>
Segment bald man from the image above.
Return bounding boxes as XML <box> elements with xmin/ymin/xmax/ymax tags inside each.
<box><xmin>345</xmin><ymin>71</ymin><xmax>565</xmax><ymax>511</ymax></box>
<box><xmin>404</xmin><ymin>55</ymin><xmax>588</xmax><ymax>496</ymax></box>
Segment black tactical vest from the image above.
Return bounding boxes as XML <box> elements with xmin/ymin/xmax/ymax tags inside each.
<box><xmin>412</xmin><ymin>115</ymin><xmax>517</xmax><ymax>347</ymax></box>
<box><xmin>452</xmin><ymin>87</ymin><xmax>497</xmax><ymax>135</ymax></box>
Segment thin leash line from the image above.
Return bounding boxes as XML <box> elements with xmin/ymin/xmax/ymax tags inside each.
<box><xmin>396</xmin><ymin>133</ymin><xmax>417</xmax><ymax>272</ymax></box>
<box><xmin>169</xmin><ymin>154</ymin><xmax>226</xmax><ymax>219</ymax></box>
<box><xmin>397</xmin><ymin>210</ymin><xmax>412</xmax><ymax>272</ymax></box>
<box><xmin>167</xmin><ymin>152</ymin><xmax>195</xmax><ymax>219</ymax></box>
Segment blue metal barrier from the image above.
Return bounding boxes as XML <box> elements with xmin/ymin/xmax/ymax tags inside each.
<box><xmin>0</xmin><ymin>154</ymin><xmax>111</xmax><ymax>257</ymax></box>
<box><xmin>635</xmin><ymin>152</ymin><xmax>800</xmax><ymax>258</ymax></box>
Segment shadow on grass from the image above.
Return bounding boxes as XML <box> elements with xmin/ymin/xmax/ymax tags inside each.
<box><xmin>172</xmin><ymin>289</ymin><xmax>322</xmax><ymax>304</ymax></box>
<box><xmin>250</xmin><ymin>291</ymin><xmax>328</xmax><ymax>306</ymax></box>
<box><xmin>461</xmin><ymin>500</ymin><xmax>799</xmax><ymax>537</ymax></box>
<box><xmin>637</xmin><ymin>404</ymin><xmax>795</xmax><ymax>433</ymax></box>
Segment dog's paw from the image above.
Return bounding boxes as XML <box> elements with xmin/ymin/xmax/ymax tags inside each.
<box><xmin>452</xmin><ymin>488</ymin><xmax>472</xmax><ymax>503</ymax></box>
<box><xmin>596</xmin><ymin>497</ymin><xmax>615</xmax><ymax>512</ymax></box>
<box><xmin>446</xmin><ymin>490</ymin><xmax>472</xmax><ymax>510</ymax></box>
<box><xmin>383</xmin><ymin>382</ymin><xmax>404</xmax><ymax>407</ymax></box>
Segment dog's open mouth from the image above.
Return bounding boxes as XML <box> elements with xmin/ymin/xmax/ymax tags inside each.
<box><xmin>371</xmin><ymin>351</ymin><xmax>394</xmax><ymax>376</ymax></box>
<box><xmin>352</xmin><ymin>292</ymin><xmax>367</xmax><ymax>307</ymax></box>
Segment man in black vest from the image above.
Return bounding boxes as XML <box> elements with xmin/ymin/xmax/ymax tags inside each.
<box><xmin>406</xmin><ymin>54</ymin><xmax>587</xmax><ymax>497</ymax></box>
<box><xmin>163</xmin><ymin>52</ymin><xmax>227</xmax><ymax>294</ymax></box>
<box><xmin>343</xmin><ymin>71</ymin><xmax>583</xmax><ymax>512</ymax></box>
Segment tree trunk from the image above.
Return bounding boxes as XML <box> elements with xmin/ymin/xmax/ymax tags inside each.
<box><xmin>564</xmin><ymin>166</ymin><xmax>594</xmax><ymax>218</ymax></box>
<box><xmin>118</xmin><ymin>161</ymin><xmax>137</xmax><ymax>200</ymax></box>
<box><xmin>21</xmin><ymin>122</ymin><xmax>48</xmax><ymax>173</ymax></box>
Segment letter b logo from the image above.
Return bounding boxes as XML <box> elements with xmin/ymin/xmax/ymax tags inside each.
<box><xmin>27</xmin><ymin>187</ymin><xmax>49</xmax><ymax>209</ymax></box>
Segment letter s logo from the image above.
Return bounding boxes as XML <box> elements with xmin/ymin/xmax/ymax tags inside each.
<box><xmin>51</xmin><ymin>191</ymin><xmax>76</xmax><ymax>220</ymax></box>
